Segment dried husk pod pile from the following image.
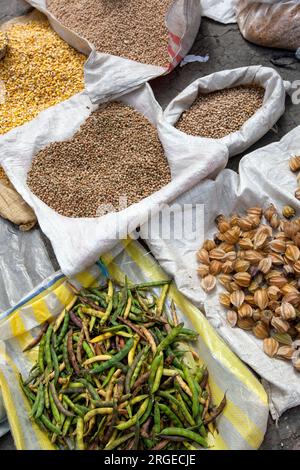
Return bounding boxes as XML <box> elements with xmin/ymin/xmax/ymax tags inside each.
<box><xmin>289</xmin><ymin>155</ymin><xmax>300</xmax><ymax>201</ymax></box>
<box><xmin>197</xmin><ymin>203</ymin><xmax>300</xmax><ymax>370</ymax></box>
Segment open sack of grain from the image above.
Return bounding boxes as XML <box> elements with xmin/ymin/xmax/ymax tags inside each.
<box><xmin>0</xmin><ymin>9</ymin><xmax>88</xmax><ymax>229</ymax></box>
<box><xmin>0</xmin><ymin>82</ymin><xmax>229</xmax><ymax>277</ymax></box>
<box><xmin>160</xmin><ymin>66</ymin><xmax>288</xmax><ymax>158</ymax></box>
<box><xmin>28</xmin><ymin>0</ymin><xmax>201</xmax><ymax>103</ymax></box>
<box><xmin>0</xmin><ymin>239</ymin><xmax>268</xmax><ymax>449</ymax></box>
<box><xmin>140</xmin><ymin>125</ymin><xmax>300</xmax><ymax>420</ymax></box>
<box><xmin>235</xmin><ymin>0</ymin><xmax>300</xmax><ymax>51</ymax></box>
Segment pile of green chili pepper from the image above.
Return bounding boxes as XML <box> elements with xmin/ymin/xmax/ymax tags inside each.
<box><xmin>20</xmin><ymin>277</ymin><xmax>226</xmax><ymax>450</ymax></box>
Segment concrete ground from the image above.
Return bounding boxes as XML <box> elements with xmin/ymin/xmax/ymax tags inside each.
<box><xmin>1</xmin><ymin>0</ymin><xmax>300</xmax><ymax>451</ymax></box>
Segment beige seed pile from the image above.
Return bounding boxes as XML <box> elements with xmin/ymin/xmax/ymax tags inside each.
<box><xmin>0</xmin><ymin>19</ymin><xmax>85</xmax><ymax>136</ymax></box>
<box><xmin>175</xmin><ymin>85</ymin><xmax>265</xmax><ymax>139</ymax></box>
<box><xmin>47</xmin><ymin>0</ymin><xmax>172</xmax><ymax>66</ymax></box>
<box><xmin>197</xmin><ymin>203</ymin><xmax>300</xmax><ymax>369</ymax></box>
<box><xmin>27</xmin><ymin>103</ymin><xmax>171</xmax><ymax>218</ymax></box>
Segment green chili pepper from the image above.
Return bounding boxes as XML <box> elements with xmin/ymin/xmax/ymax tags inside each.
<box><xmin>155</xmin><ymin>324</ymin><xmax>184</xmax><ymax>357</ymax></box>
<box><xmin>125</xmin><ymin>348</ymin><xmax>144</xmax><ymax>394</ymax></box>
<box><xmin>89</xmin><ymin>338</ymin><xmax>134</xmax><ymax>375</ymax></box>
<box><xmin>51</xmin><ymin>345</ymin><xmax>60</xmax><ymax>385</ymax></box>
<box><xmin>40</xmin><ymin>414</ymin><xmax>61</xmax><ymax>435</ymax></box>
<box><xmin>38</xmin><ymin>337</ymin><xmax>46</xmax><ymax>373</ymax></box>
<box><xmin>182</xmin><ymin>365</ymin><xmax>200</xmax><ymax>421</ymax></box>
<box><xmin>157</xmin><ymin>403</ymin><xmax>183</xmax><ymax>428</ymax></box>
<box><xmin>44</xmin><ymin>383</ymin><xmax>50</xmax><ymax>410</ymax></box>
<box><xmin>49</xmin><ymin>384</ymin><xmax>61</xmax><ymax>425</ymax></box>
<box><xmin>115</xmin><ymin>398</ymin><xmax>150</xmax><ymax>431</ymax></box>
<box><xmin>156</xmin><ymin>284</ymin><xmax>170</xmax><ymax>316</ymax></box>
<box><xmin>76</xmin><ymin>417</ymin><xmax>85</xmax><ymax>450</ymax></box>
<box><xmin>62</xmin><ymin>415</ymin><xmax>73</xmax><ymax>437</ymax></box>
<box><xmin>45</xmin><ymin>325</ymin><xmax>53</xmax><ymax>370</ymax></box>
<box><xmin>63</xmin><ymin>334</ymin><xmax>72</xmax><ymax>374</ymax></box>
<box><xmin>151</xmin><ymin>354</ymin><xmax>164</xmax><ymax>394</ymax></box>
<box><xmin>159</xmin><ymin>427</ymin><xmax>208</xmax><ymax>448</ymax></box>
<box><xmin>148</xmin><ymin>353</ymin><xmax>163</xmax><ymax>391</ymax></box>
<box><xmin>57</xmin><ymin>311</ymin><xmax>69</xmax><ymax>346</ymax></box>
<box><xmin>78</xmin><ymin>378</ymin><xmax>100</xmax><ymax>401</ymax></box>
<box><xmin>100</xmin><ymin>280</ymin><xmax>113</xmax><ymax>325</ymax></box>
<box><xmin>154</xmin><ymin>402</ymin><xmax>161</xmax><ymax>435</ymax></box>
<box><xmin>82</xmin><ymin>341</ymin><xmax>94</xmax><ymax>359</ymax></box>
<box><xmin>104</xmin><ymin>432</ymin><xmax>135</xmax><ymax>450</ymax></box>
<box><xmin>176</xmin><ymin>393</ymin><xmax>195</xmax><ymax>426</ymax></box>
<box><xmin>131</xmin><ymin>280</ymin><xmax>171</xmax><ymax>290</ymax></box>
<box><xmin>30</xmin><ymin>383</ymin><xmax>42</xmax><ymax>418</ymax></box>
<box><xmin>130</xmin><ymin>346</ymin><xmax>150</xmax><ymax>389</ymax></box>
<box><xmin>62</xmin><ymin>395</ymin><xmax>85</xmax><ymax>418</ymax></box>
<box><xmin>102</xmin><ymin>366</ymin><xmax>116</xmax><ymax>388</ymax></box>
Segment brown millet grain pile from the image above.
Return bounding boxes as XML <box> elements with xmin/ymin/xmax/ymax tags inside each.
<box><xmin>175</xmin><ymin>85</ymin><xmax>265</xmax><ymax>139</ymax></box>
<box><xmin>27</xmin><ymin>103</ymin><xmax>171</xmax><ymax>218</ymax></box>
<box><xmin>47</xmin><ymin>0</ymin><xmax>172</xmax><ymax>66</ymax></box>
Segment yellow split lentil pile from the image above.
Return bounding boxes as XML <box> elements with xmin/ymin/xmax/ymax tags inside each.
<box><xmin>0</xmin><ymin>18</ymin><xmax>86</xmax><ymax>136</ymax></box>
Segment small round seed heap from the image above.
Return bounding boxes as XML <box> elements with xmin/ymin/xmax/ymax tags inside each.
<box><xmin>0</xmin><ymin>18</ymin><xmax>85</xmax><ymax>135</ymax></box>
<box><xmin>175</xmin><ymin>85</ymin><xmax>265</xmax><ymax>139</ymax></box>
<box><xmin>27</xmin><ymin>102</ymin><xmax>171</xmax><ymax>218</ymax></box>
<box><xmin>47</xmin><ymin>0</ymin><xmax>172</xmax><ymax>67</ymax></box>
<box><xmin>197</xmin><ymin>203</ymin><xmax>300</xmax><ymax>370</ymax></box>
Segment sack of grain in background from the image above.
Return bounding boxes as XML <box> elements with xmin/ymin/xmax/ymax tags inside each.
<box><xmin>160</xmin><ymin>66</ymin><xmax>287</xmax><ymax>159</ymax></box>
<box><xmin>235</xmin><ymin>0</ymin><xmax>300</xmax><ymax>51</ymax></box>
<box><xmin>27</xmin><ymin>0</ymin><xmax>202</xmax><ymax>103</ymax></box>
<box><xmin>0</xmin><ymin>9</ymin><xmax>87</xmax><ymax>230</ymax></box>
<box><xmin>0</xmin><ymin>84</ymin><xmax>228</xmax><ymax>276</ymax></box>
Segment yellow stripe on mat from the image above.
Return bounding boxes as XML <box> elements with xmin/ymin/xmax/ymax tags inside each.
<box><xmin>31</xmin><ymin>298</ymin><xmax>55</xmax><ymax>325</ymax></box>
<box><xmin>49</xmin><ymin>282</ymin><xmax>73</xmax><ymax>312</ymax></box>
<box><xmin>74</xmin><ymin>271</ymin><xmax>97</xmax><ymax>287</ymax></box>
<box><xmin>9</xmin><ymin>311</ymin><xmax>27</xmax><ymax>348</ymax></box>
<box><xmin>209</xmin><ymin>379</ymin><xmax>264</xmax><ymax>449</ymax></box>
<box><xmin>124</xmin><ymin>240</ymin><xmax>268</xmax><ymax>407</ymax></box>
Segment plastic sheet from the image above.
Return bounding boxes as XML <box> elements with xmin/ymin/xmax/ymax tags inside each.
<box><xmin>0</xmin><ymin>217</ymin><xmax>54</xmax><ymax>436</ymax></box>
<box><xmin>140</xmin><ymin>125</ymin><xmax>300</xmax><ymax>419</ymax></box>
<box><xmin>0</xmin><ymin>240</ymin><xmax>268</xmax><ymax>449</ymax></box>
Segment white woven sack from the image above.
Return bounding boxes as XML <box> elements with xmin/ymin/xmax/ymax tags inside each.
<box><xmin>161</xmin><ymin>65</ymin><xmax>287</xmax><ymax>158</ymax></box>
<box><xmin>26</xmin><ymin>0</ymin><xmax>201</xmax><ymax>104</ymax></box>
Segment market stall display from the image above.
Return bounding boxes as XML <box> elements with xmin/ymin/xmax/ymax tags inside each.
<box><xmin>21</xmin><ymin>278</ymin><xmax>225</xmax><ymax>450</ymax></box>
<box><xmin>0</xmin><ymin>0</ymin><xmax>299</xmax><ymax>452</ymax></box>
<box><xmin>0</xmin><ymin>240</ymin><xmax>268</xmax><ymax>450</ymax></box>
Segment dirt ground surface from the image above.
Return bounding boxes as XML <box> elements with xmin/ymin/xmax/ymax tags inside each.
<box><xmin>1</xmin><ymin>0</ymin><xmax>300</xmax><ymax>451</ymax></box>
